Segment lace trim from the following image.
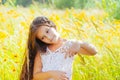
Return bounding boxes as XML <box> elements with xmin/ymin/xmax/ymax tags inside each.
<box><xmin>46</xmin><ymin>40</ymin><xmax>68</xmax><ymax>53</ymax></box>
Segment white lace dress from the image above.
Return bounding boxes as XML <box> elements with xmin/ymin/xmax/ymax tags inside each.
<box><xmin>41</xmin><ymin>40</ymin><xmax>78</xmax><ymax>80</ymax></box>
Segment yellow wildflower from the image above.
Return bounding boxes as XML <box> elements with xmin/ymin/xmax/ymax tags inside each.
<box><xmin>0</xmin><ymin>12</ymin><xmax>3</xmax><ymax>16</ymax></box>
<box><xmin>12</xmin><ymin>68</ymin><xmax>16</xmax><ymax>72</ymax></box>
<box><xmin>30</xmin><ymin>9</ymin><xmax>35</xmax><ymax>14</ymax></box>
<box><xmin>90</xmin><ymin>15</ymin><xmax>96</xmax><ymax>21</ymax></box>
<box><xmin>0</xmin><ymin>30</ymin><xmax>7</xmax><ymax>40</ymax></box>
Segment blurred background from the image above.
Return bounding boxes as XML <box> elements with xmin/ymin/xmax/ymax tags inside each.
<box><xmin>0</xmin><ymin>0</ymin><xmax>120</xmax><ymax>80</ymax></box>
<box><xmin>1</xmin><ymin>0</ymin><xmax>120</xmax><ymax>19</ymax></box>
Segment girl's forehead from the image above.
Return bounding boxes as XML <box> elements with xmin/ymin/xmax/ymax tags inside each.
<box><xmin>38</xmin><ymin>25</ymin><xmax>48</xmax><ymax>31</ymax></box>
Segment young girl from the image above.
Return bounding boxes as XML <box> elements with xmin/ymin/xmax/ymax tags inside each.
<box><xmin>20</xmin><ymin>16</ymin><xmax>97</xmax><ymax>80</ymax></box>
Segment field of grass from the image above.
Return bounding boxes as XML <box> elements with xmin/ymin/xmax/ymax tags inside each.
<box><xmin>0</xmin><ymin>5</ymin><xmax>120</xmax><ymax>80</ymax></box>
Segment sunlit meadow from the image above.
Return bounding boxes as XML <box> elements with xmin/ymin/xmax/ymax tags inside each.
<box><xmin>0</xmin><ymin>5</ymin><xmax>120</xmax><ymax>80</ymax></box>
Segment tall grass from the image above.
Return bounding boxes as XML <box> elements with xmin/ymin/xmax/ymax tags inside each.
<box><xmin>96</xmin><ymin>0</ymin><xmax>120</xmax><ymax>20</ymax></box>
<box><xmin>0</xmin><ymin>5</ymin><xmax>120</xmax><ymax>80</ymax></box>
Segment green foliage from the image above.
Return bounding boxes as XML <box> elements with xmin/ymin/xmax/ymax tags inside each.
<box><xmin>54</xmin><ymin>0</ymin><xmax>74</xmax><ymax>9</ymax></box>
<box><xmin>1</xmin><ymin>0</ymin><xmax>6</xmax><ymax>4</ymax></box>
<box><xmin>15</xmin><ymin>0</ymin><xmax>32</xmax><ymax>7</ymax></box>
<box><xmin>114</xmin><ymin>2</ymin><xmax>120</xmax><ymax>20</ymax></box>
<box><xmin>34</xmin><ymin>0</ymin><xmax>50</xmax><ymax>3</ymax></box>
<box><xmin>54</xmin><ymin>0</ymin><xmax>96</xmax><ymax>9</ymax></box>
<box><xmin>2</xmin><ymin>0</ymin><xmax>120</xmax><ymax>20</ymax></box>
<box><xmin>100</xmin><ymin>0</ymin><xmax>120</xmax><ymax>20</ymax></box>
<box><xmin>74</xmin><ymin>0</ymin><xmax>88</xmax><ymax>9</ymax></box>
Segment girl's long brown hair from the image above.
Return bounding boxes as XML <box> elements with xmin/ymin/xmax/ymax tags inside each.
<box><xmin>20</xmin><ymin>16</ymin><xmax>56</xmax><ymax>80</ymax></box>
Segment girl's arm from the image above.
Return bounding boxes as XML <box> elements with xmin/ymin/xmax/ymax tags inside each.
<box><xmin>78</xmin><ymin>41</ymin><xmax>97</xmax><ymax>55</ymax></box>
<box><xmin>33</xmin><ymin>51</ymin><xmax>51</xmax><ymax>80</ymax></box>
<box><xmin>33</xmin><ymin>51</ymin><xmax>68</xmax><ymax>80</ymax></box>
<box><xmin>65</xmin><ymin>40</ymin><xmax>97</xmax><ymax>57</ymax></box>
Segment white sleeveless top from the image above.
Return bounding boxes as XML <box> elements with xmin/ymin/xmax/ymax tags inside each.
<box><xmin>41</xmin><ymin>39</ymin><xmax>79</xmax><ymax>80</ymax></box>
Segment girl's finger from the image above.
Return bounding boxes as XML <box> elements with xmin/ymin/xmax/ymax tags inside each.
<box><xmin>71</xmin><ymin>52</ymin><xmax>74</xmax><ymax>56</ymax></box>
<box><xmin>64</xmin><ymin>52</ymin><xmax>69</xmax><ymax>59</ymax></box>
<box><xmin>69</xmin><ymin>52</ymin><xmax>73</xmax><ymax>57</ymax></box>
<box><xmin>69</xmin><ymin>53</ymin><xmax>71</xmax><ymax>57</ymax></box>
<box><xmin>73</xmin><ymin>52</ymin><xmax>77</xmax><ymax>55</ymax></box>
<box><xmin>61</xmin><ymin>75</ymin><xmax>69</xmax><ymax>80</ymax></box>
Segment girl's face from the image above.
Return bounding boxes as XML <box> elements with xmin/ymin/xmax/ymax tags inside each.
<box><xmin>36</xmin><ymin>25</ymin><xmax>60</xmax><ymax>44</ymax></box>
